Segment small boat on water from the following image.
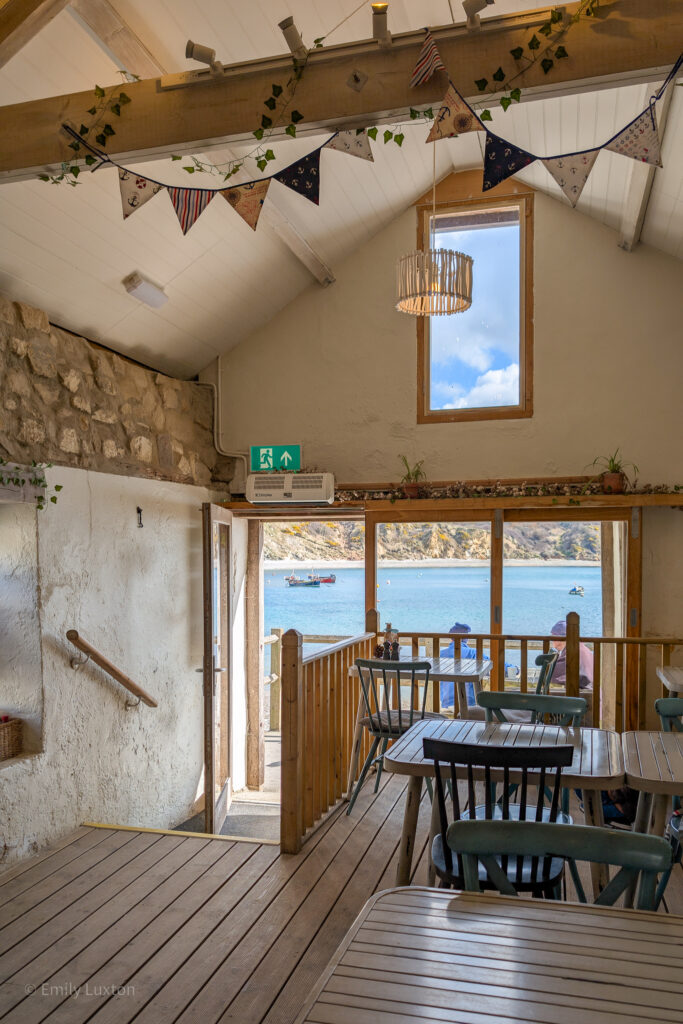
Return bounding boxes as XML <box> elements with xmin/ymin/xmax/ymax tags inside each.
<box><xmin>288</xmin><ymin>576</ymin><xmax>320</xmax><ymax>587</ymax></box>
<box><xmin>569</xmin><ymin>585</ymin><xmax>585</xmax><ymax>596</ymax></box>
<box><xmin>309</xmin><ymin>573</ymin><xmax>336</xmax><ymax>584</ymax></box>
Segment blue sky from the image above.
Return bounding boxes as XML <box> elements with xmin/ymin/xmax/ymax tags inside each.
<box><xmin>430</xmin><ymin>221</ymin><xmax>520</xmax><ymax>410</ymax></box>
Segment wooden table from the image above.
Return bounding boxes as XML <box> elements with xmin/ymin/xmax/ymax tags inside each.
<box><xmin>623</xmin><ymin>729</ymin><xmax>683</xmax><ymax>835</ymax></box>
<box><xmin>295</xmin><ymin>887</ymin><xmax>683</xmax><ymax>1024</ymax></box>
<box><xmin>384</xmin><ymin>718</ymin><xmax>624</xmax><ymax>892</ymax></box>
<box><xmin>657</xmin><ymin>666</ymin><xmax>683</xmax><ymax>697</ymax></box>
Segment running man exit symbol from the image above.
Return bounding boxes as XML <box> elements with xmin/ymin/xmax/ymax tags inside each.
<box><xmin>250</xmin><ymin>444</ymin><xmax>302</xmax><ymax>472</ymax></box>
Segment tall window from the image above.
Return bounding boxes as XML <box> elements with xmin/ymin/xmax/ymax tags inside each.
<box><xmin>417</xmin><ymin>194</ymin><xmax>533</xmax><ymax>423</ymax></box>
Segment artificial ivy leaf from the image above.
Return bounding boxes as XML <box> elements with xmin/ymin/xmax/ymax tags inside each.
<box><xmin>528</xmin><ymin>35</ymin><xmax>540</xmax><ymax>50</ymax></box>
<box><xmin>79</xmin><ymin>124</ymin><xmax>88</xmax><ymax>135</ymax></box>
<box><xmin>510</xmin><ymin>46</ymin><xmax>524</xmax><ymax>60</ymax></box>
<box><xmin>475</xmin><ymin>77</ymin><xmax>488</xmax><ymax>91</ymax></box>
<box><xmin>285</xmin><ymin>124</ymin><xmax>296</xmax><ymax>137</ymax></box>
<box><xmin>119</xmin><ymin>92</ymin><xmax>131</xmax><ymax>104</ymax></box>
<box><xmin>313</xmin><ymin>37</ymin><xmax>324</xmax><ymax>47</ymax></box>
<box><xmin>94</xmin><ymin>84</ymin><xmax>105</xmax><ymax>97</ymax></box>
<box><xmin>551</xmin><ymin>9</ymin><xmax>563</xmax><ymax>23</ymax></box>
<box><xmin>539</xmin><ymin>22</ymin><xmax>552</xmax><ymax>36</ymax></box>
<box><xmin>70</xmin><ymin>165</ymin><xmax>80</xmax><ymax>176</ymax></box>
<box><xmin>541</xmin><ymin>57</ymin><xmax>554</xmax><ymax>74</ymax></box>
<box><xmin>510</xmin><ymin>87</ymin><xmax>522</xmax><ymax>102</ymax></box>
<box><xmin>103</xmin><ymin>123</ymin><xmax>115</xmax><ymax>136</ymax></box>
<box><xmin>69</xmin><ymin>181</ymin><xmax>79</xmax><ymax>187</ymax></box>
<box><xmin>424</xmin><ymin>107</ymin><xmax>433</xmax><ymax>119</ymax></box>
<box><xmin>87</xmin><ymin>106</ymin><xmax>97</xmax><ymax>115</ymax></box>
<box><xmin>356</xmin><ymin>128</ymin><xmax>364</xmax><ymax>134</ymax></box>
<box><xmin>291</xmin><ymin>110</ymin><xmax>304</xmax><ymax>123</ymax></box>
<box><xmin>257</xmin><ymin>158</ymin><xmax>267</xmax><ymax>171</ymax></box>
<box><xmin>183</xmin><ymin>166</ymin><xmax>195</xmax><ymax>173</ymax></box>
<box><xmin>394</xmin><ymin>133</ymin><xmax>404</xmax><ymax>147</ymax></box>
<box><xmin>383</xmin><ymin>129</ymin><xmax>393</xmax><ymax>143</ymax></box>
<box><xmin>410</xmin><ymin>107</ymin><xmax>419</xmax><ymax>119</ymax></box>
<box><xmin>110</xmin><ymin>103</ymin><xmax>121</xmax><ymax>116</ymax></box>
<box><xmin>555</xmin><ymin>45</ymin><xmax>568</xmax><ymax>58</ymax></box>
<box><xmin>264</xmin><ymin>97</ymin><xmax>276</xmax><ymax>110</ymax></box>
<box><xmin>253</xmin><ymin>128</ymin><xmax>264</xmax><ymax>141</ymax></box>
<box><xmin>68</xmin><ymin>141</ymin><xmax>81</xmax><ymax>151</ymax></box>
<box><xmin>51</xmin><ymin>496</ymin><xmax>57</xmax><ymax>503</ymax></box>
<box><xmin>492</xmin><ymin>66</ymin><xmax>505</xmax><ymax>82</ymax></box>
<box><xmin>272</xmin><ymin>83</ymin><xmax>283</xmax><ymax>97</ymax></box>
<box><xmin>39</xmin><ymin>175</ymin><xmax>50</xmax><ymax>181</ymax></box>
<box><xmin>171</xmin><ymin>154</ymin><xmax>182</xmax><ymax>160</ymax></box>
<box><xmin>479</xmin><ymin>109</ymin><xmax>492</xmax><ymax>121</ymax></box>
<box><xmin>261</xmin><ymin>114</ymin><xmax>272</xmax><ymax>129</ymax></box>
<box><xmin>265</xmin><ymin>149</ymin><xmax>275</xmax><ymax>161</ymax></box>
<box><xmin>500</xmin><ymin>96</ymin><xmax>512</xmax><ymax>111</ymax></box>
<box><xmin>367</xmin><ymin>126</ymin><xmax>378</xmax><ymax>140</ymax></box>
<box><xmin>54</xmin><ymin>484</ymin><xmax>63</xmax><ymax>492</ymax></box>
<box><xmin>84</xmin><ymin>154</ymin><xmax>96</xmax><ymax>166</ymax></box>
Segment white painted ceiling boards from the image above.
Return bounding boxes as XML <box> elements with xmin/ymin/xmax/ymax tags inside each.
<box><xmin>0</xmin><ymin>1</ymin><xmax>681</xmax><ymax>377</ymax></box>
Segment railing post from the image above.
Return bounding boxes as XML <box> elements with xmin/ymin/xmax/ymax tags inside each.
<box><xmin>565</xmin><ymin>612</ymin><xmax>580</xmax><ymax>698</ymax></box>
<box><xmin>281</xmin><ymin>629</ymin><xmax>304</xmax><ymax>854</ymax></box>
<box><xmin>269</xmin><ymin>628</ymin><xmax>282</xmax><ymax>731</ymax></box>
<box><xmin>365</xmin><ymin>608</ymin><xmax>380</xmax><ymax>635</ymax></box>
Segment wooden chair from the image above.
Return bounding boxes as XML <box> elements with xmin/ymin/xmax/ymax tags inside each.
<box><xmin>534</xmin><ymin>651</ymin><xmax>559</xmax><ymax>694</ymax></box>
<box><xmin>477</xmin><ymin>691</ymin><xmax>588</xmax><ymax>727</ymax></box>
<box><xmin>447</xmin><ymin>819</ymin><xmax>672</xmax><ymax>911</ymax></box>
<box><xmin>423</xmin><ymin>737</ymin><xmax>573</xmax><ymax>896</ymax></box>
<box><xmin>346</xmin><ymin>659</ymin><xmax>442</xmax><ymax>815</ymax></box>
<box><xmin>653</xmin><ymin>697</ymin><xmax>683</xmax><ymax>906</ymax></box>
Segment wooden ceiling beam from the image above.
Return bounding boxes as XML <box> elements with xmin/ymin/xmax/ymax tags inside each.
<box><xmin>0</xmin><ymin>0</ymin><xmax>69</xmax><ymax>68</ymax></box>
<box><xmin>0</xmin><ymin>0</ymin><xmax>681</xmax><ymax>182</ymax></box>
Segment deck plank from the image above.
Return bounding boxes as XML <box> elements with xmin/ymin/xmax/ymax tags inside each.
<box><xmin>0</xmin><ymin>828</ymin><xmax>93</xmax><ymax>889</ymax></box>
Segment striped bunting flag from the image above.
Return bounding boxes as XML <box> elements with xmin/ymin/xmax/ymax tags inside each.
<box><xmin>410</xmin><ymin>29</ymin><xmax>446</xmax><ymax>88</ymax></box>
<box><xmin>168</xmin><ymin>187</ymin><xmax>215</xmax><ymax>234</ymax></box>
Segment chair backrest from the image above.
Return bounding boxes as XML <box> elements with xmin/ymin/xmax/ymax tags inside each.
<box><xmin>422</xmin><ymin>737</ymin><xmax>573</xmax><ymax>881</ymax></box>
<box><xmin>477</xmin><ymin>690</ymin><xmax>587</xmax><ymax>727</ymax></box>
<box><xmin>447</xmin><ymin>819</ymin><xmax>672</xmax><ymax>911</ymax></box>
<box><xmin>655</xmin><ymin>697</ymin><xmax>683</xmax><ymax>732</ymax></box>
<box><xmin>535</xmin><ymin>651</ymin><xmax>559</xmax><ymax>695</ymax></box>
<box><xmin>355</xmin><ymin>659</ymin><xmax>431</xmax><ymax>734</ymax></box>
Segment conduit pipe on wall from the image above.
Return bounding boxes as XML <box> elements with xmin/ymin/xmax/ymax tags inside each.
<box><xmin>193</xmin><ymin>353</ymin><xmax>248</xmax><ymax>493</ymax></box>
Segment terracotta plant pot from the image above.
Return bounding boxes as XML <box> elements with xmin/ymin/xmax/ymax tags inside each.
<box><xmin>402</xmin><ymin>482</ymin><xmax>420</xmax><ymax>499</ymax></box>
<box><xmin>602</xmin><ymin>471</ymin><xmax>626</xmax><ymax>494</ymax></box>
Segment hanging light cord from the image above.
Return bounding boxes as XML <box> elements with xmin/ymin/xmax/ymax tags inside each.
<box><xmin>319</xmin><ymin>1</ymin><xmax>368</xmax><ymax>45</ymax></box>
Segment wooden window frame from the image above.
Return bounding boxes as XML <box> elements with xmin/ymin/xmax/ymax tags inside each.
<box><xmin>416</xmin><ymin>190</ymin><xmax>534</xmax><ymax>424</ymax></box>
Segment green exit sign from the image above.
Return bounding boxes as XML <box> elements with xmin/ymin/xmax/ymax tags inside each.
<box><xmin>250</xmin><ymin>444</ymin><xmax>301</xmax><ymax>472</ymax></box>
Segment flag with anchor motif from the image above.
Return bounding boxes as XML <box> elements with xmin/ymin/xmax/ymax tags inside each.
<box><xmin>483</xmin><ymin>132</ymin><xmax>536</xmax><ymax>190</ymax></box>
<box><xmin>604</xmin><ymin>105</ymin><xmax>662</xmax><ymax>167</ymax></box>
<box><xmin>274</xmin><ymin>150</ymin><xmax>321</xmax><ymax>204</ymax></box>
<box><xmin>542</xmin><ymin>149</ymin><xmax>600</xmax><ymax>207</ymax></box>
<box><xmin>118</xmin><ymin>169</ymin><xmax>165</xmax><ymax>219</ymax></box>
<box><xmin>325</xmin><ymin>131</ymin><xmax>374</xmax><ymax>161</ymax></box>
<box><xmin>426</xmin><ymin>82</ymin><xmax>484</xmax><ymax>143</ymax></box>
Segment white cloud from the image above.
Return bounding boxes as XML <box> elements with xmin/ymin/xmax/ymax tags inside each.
<box><xmin>444</xmin><ymin>363</ymin><xmax>520</xmax><ymax>410</ymax></box>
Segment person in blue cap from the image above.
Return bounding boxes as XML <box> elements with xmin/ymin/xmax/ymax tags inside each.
<box><xmin>442</xmin><ymin>622</ymin><xmax>518</xmax><ymax>711</ymax></box>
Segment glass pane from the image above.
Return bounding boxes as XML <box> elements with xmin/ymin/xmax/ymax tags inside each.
<box><xmin>429</xmin><ymin>205</ymin><xmax>521</xmax><ymax>411</ymax></box>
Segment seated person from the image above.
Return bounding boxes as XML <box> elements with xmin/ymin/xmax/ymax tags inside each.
<box><xmin>550</xmin><ymin>619</ymin><xmax>594</xmax><ymax>690</ymax></box>
<box><xmin>441</xmin><ymin>622</ymin><xmax>517</xmax><ymax>712</ymax></box>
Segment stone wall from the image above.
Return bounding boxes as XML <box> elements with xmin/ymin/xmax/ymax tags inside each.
<box><xmin>0</xmin><ymin>294</ymin><xmax>233</xmax><ymax>488</ymax></box>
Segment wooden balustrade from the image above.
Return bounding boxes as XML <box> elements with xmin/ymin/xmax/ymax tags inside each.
<box><xmin>280</xmin><ymin>628</ymin><xmax>375</xmax><ymax>853</ymax></box>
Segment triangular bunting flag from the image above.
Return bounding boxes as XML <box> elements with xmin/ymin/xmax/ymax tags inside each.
<box><xmin>220</xmin><ymin>179</ymin><xmax>271</xmax><ymax>231</ymax></box>
<box><xmin>274</xmin><ymin>150</ymin><xmax>321</xmax><ymax>205</ymax></box>
<box><xmin>426</xmin><ymin>82</ymin><xmax>484</xmax><ymax>143</ymax></box>
<box><xmin>483</xmin><ymin>132</ymin><xmax>536</xmax><ymax>191</ymax></box>
<box><xmin>324</xmin><ymin>131</ymin><xmax>374</xmax><ymax>162</ymax></box>
<box><xmin>542</xmin><ymin>149</ymin><xmax>600</xmax><ymax>207</ymax></box>
<box><xmin>604</xmin><ymin>106</ymin><xmax>662</xmax><ymax>167</ymax></box>
<box><xmin>168</xmin><ymin>187</ymin><xmax>215</xmax><ymax>234</ymax></box>
<box><xmin>118</xmin><ymin>169</ymin><xmax>165</xmax><ymax>219</ymax></box>
<box><xmin>410</xmin><ymin>29</ymin><xmax>446</xmax><ymax>87</ymax></box>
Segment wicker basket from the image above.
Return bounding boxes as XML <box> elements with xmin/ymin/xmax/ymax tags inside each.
<box><xmin>0</xmin><ymin>718</ymin><xmax>22</xmax><ymax>761</ymax></box>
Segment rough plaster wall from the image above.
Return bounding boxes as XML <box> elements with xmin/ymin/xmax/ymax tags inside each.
<box><xmin>0</xmin><ymin>294</ymin><xmax>233</xmax><ymax>488</ymax></box>
<box><xmin>0</xmin><ymin>467</ymin><xmax>212</xmax><ymax>865</ymax></box>
<box><xmin>218</xmin><ymin>189</ymin><xmax>683</xmax><ymax>486</ymax></box>
<box><xmin>0</xmin><ymin>504</ymin><xmax>42</xmax><ymax>752</ymax></box>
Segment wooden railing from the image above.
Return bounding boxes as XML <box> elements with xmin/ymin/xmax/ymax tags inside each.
<box><xmin>66</xmin><ymin>630</ymin><xmax>158</xmax><ymax>708</ymax></box>
<box><xmin>265</xmin><ymin>632</ymin><xmax>353</xmax><ymax>732</ymax></box>
<box><xmin>280</xmin><ymin>629</ymin><xmax>374</xmax><ymax>853</ymax></box>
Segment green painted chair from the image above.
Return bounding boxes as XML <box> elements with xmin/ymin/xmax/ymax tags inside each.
<box><xmin>534</xmin><ymin>651</ymin><xmax>559</xmax><ymax>695</ymax></box>
<box><xmin>447</xmin><ymin>819</ymin><xmax>672</xmax><ymax>911</ymax></box>
<box><xmin>347</xmin><ymin>659</ymin><xmax>442</xmax><ymax>815</ymax></box>
<box><xmin>653</xmin><ymin>696</ymin><xmax>683</xmax><ymax>907</ymax></box>
<box><xmin>477</xmin><ymin>690</ymin><xmax>587</xmax><ymax>728</ymax></box>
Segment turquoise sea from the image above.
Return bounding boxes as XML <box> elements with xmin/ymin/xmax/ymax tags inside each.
<box><xmin>265</xmin><ymin>565</ymin><xmax>602</xmax><ymax>643</ymax></box>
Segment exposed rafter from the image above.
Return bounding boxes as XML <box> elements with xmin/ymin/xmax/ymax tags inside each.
<box><xmin>0</xmin><ymin>0</ymin><xmax>681</xmax><ymax>183</ymax></box>
<box><xmin>0</xmin><ymin>0</ymin><xmax>68</xmax><ymax>68</ymax></box>
<box><xmin>66</xmin><ymin>0</ymin><xmax>334</xmax><ymax>286</ymax></box>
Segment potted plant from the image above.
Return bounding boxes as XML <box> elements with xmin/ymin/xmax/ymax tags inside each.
<box><xmin>589</xmin><ymin>449</ymin><xmax>639</xmax><ymax>494</ymax></box>
<box><xmin>398</xmin><ymin>455</ymin><xmax>426</xmax><ymax>499</ymax></box>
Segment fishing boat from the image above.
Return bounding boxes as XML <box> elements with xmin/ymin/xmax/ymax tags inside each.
<box><xmin>309</xmin><ymin>573</ymin><xmax>336</xmax><ymax>584</ymax></box>
<box><xmin>288</xmin><ymin>576</ymin><xmax>320</xmax><ymax>587</ymax></box>
<box><xmin>569</xmin><ymin>585</ymin><xmax>585</xmax><ymax>596</ymax></box>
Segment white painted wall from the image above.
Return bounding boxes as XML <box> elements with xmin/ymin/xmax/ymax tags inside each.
<box><xmin>0</xmin><ymin>467</ymin><xmax>215</xmax><ymax>865</ymax></box>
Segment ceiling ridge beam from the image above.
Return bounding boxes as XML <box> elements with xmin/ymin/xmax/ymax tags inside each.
<box><xmin>0</xmin><ymin>0</ymin><xmax>69</xmax><ymax>68</ymax></box>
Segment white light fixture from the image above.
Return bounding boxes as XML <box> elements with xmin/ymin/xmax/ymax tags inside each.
<box><xmin>122</xmin><ymin>272</ymin><xmax>168</xmax><ymax>309</ymax></box>
<box><xmin>185</xmin><ymin>39</ymin><xmax>223</xmax><ymax>75</ymax></box>
<box><xmin>462</xmin><ymin>0</ymin><xmax>495</xmax><ymax>32</ymax></box>
<box><xmin>278</xmin><ymin>16</ymin><xmax>308</xmax><ymax>63</ymax></box>
<box><xmin>372</xmin><ymin>3</ymin><xmax>392</xmax><ymax>48</ymax></box>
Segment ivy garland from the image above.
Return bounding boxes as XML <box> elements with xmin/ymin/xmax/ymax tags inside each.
<box><xmin>0</xmin><ymin>459</ymin><xmax>62</xmax><ymax>511</ymax></box>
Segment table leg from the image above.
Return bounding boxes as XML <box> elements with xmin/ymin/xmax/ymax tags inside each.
<box><xmin>582</xmin><ymin>787</ymin><xmax>608</xmax><ymax>897</ymax></box>
<box><xmin>428</xmin><ymin>789</ymin><xmax>440</xmax><ymax>887</ymax></box>
<box><xmin>396</xmin><ymin>776</ymin><xmax>423</xmax><ymax>886</ymax></box>
<box><xmin>624</xmin><ymin>792</ymin><xmax>654</xmax><ymax>908</ymax></box>
<box><xmin>651</xmin><ymin>793</ymin><xmax>669</xmax><ymax>837</ymax></box>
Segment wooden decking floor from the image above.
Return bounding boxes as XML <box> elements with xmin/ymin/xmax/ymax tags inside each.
<box><xmin>1</xmin><ymin>773</ymin><xmax>682</xmax><ymax>1024</ymax></box>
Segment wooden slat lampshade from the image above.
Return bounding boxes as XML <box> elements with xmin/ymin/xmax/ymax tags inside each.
<box><xmin>396</xmin><ymin>248</ymin><xmax>473</xmax><ymax>316</ymax></box>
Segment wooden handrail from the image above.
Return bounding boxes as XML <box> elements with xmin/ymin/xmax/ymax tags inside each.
<box><xmin>302</xmin><ymin>632</ymin><xmax>374</xmax><ymax>665</ymax></box>
<box><xmin>66</xmin><ymin>630</ymin><xmax>158</xmax><ymax>708</ymax></box>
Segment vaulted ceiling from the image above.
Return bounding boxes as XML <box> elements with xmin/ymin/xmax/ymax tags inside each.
<box><xmin>0</xmin><ymin>1</ymin><xmax>681</xmax><ymax>377</ymax></box>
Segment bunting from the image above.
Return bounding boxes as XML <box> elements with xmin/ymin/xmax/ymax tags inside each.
<box><xmin>324</xmin><ymin>130</ymin><xmax>374</xmax><ymax>161</ymax></box>
<box><xmin>542</xmin><ymin>149</ymin><xmax>600</xmax><ymax>207</ymax></box>
<box><xmin>168</xmin><ymin>187</ymin><xmax>215</xmax><ymax>234</ymax></box>
<box><xmin>410</xmin><ymin>29</ymin><xmax>445</xmax><ymax>87</ymax></box>
<box><xmin>221</xmin><ymin>180</ymin><xmax>271</xmax><ymax>231</ymax></box>
<box><xmin>426</xmin><ymin>82</ymin><xmax>484</xmax><ymax>143</ymax></box>
<box><xmin>483</xmin><ymin>132</ymin><xmax>536</xmax><ymax>191</ymax></box>
<box><xmin>118</xmin><ymin>169</ymin><xmax>165</xmax><ymax>219</ymax></box>
<box><xmin>604</xmin><ymin>106</ymin><xmax>662</xmax><ymax>167</ymax></box>
<box><xmin>274</xmin><ymin>150</ymin><xmax>321</xmax><ymax>205</ymax></box>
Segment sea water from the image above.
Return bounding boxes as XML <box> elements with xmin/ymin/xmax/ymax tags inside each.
<box><xmin>265</xmin><ymin>564</ymin><xmax>602</xmax><ymax>644</ymax></box>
